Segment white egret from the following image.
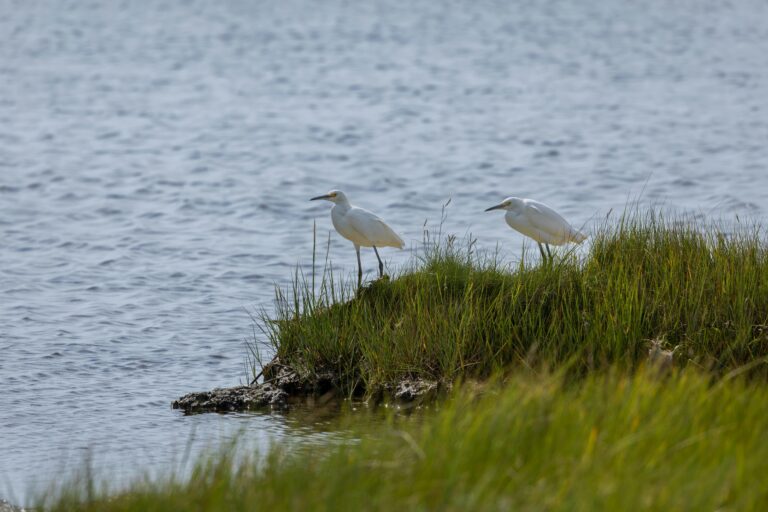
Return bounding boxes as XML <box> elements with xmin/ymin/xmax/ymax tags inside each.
<box><xmin>485</xmin><ymin>196</ymin><xmax>587</xmax><ymax>262</ymax></box>
<box><xmin>310</xmin><ymin>190</ymin><xmax>404</xmax><ymax>286</ymax></box>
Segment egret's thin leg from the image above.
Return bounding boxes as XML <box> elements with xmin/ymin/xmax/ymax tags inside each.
<box><xmin>545</xmin><ymin>244</ymin><xmax>552</xmax><ymax>262</ymax></box>
<box><xmin>355</xmin><ymin>245</ymin><xmax>362</xmax><ymax>288</ymax></box>
<box><xmin>537</xmin><ymin>242</ymin><xmax>546</xmax><ymax>262</ymax></box>
<box><xmin>373</xmin><ymin>245</ymin><xmax>384</xmax><ymax>277</ymax></box>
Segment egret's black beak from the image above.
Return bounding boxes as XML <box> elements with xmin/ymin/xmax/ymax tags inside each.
<box><xmin>485</xmin><ymin>203</ymin><xmax>505</xmax><ymax>212</ymax></box>
<box><xmin>310</xmin><ymin>194</ymin><xmax>332</xmax><ymax>201</ymax></box>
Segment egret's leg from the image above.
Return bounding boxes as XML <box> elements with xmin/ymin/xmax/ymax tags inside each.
<box><xmin>545</xmin><ymin>244</ymin><xmax>552</xmax><ymax>262</ymax></box>
<box><xmin>355</xmin><ymin>245</ymin><xmax>362</xmax><ymax>288</ymax></box>
<box><xmin>373</xmin><ymin>245</ymin><xmax>384</xmax><ymax>277</ymax></box>
<box><xmin>537</xmin><ymin>242</ymin><xmax>546</xmax><ymax>262</ymax></box>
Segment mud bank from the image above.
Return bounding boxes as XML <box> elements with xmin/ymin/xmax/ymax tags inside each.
<box><xmin>172</xmin><ymin>358</ymin><xmax>443</xmax><ymax>414</ymax></box>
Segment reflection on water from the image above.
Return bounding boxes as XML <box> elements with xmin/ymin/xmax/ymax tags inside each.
<box><xmin>1</xmin><ymin>0</ymin><xmax>767</xmax><ymax>504</ymax></box>
<box><xmin>243</xmin><ymin>399</ymin><xmax>429</xmax><ymax>443</ymax></box>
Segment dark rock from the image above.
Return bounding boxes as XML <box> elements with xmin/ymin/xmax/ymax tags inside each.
<box><xmin>173</xmin><ymin>359</ymin><xmax>443</xmax><ymax>414</ymax></box>
<box><xmin>268</xmin><ymin>364</ymin><xmax>303</xmax><ymax>393</ymax></box>
<box><xmin>394</xmin><ymin>378</ymin><xmax>439</xmax><ymax>402</ymax></box>
<box><xmin>173</xmin><ymin>359</ymin><xmax>343</xmax><ymax>414</ymax></box>
<box><xmin>172</xmin><ymin>383</ymin><xmax>288</xmax><ymax>414</ymax></box>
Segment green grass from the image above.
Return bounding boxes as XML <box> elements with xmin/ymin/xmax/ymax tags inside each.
<box><xmin>43</xmin><ymin>369</ymin><xmax>768</xmax><ymax>511</ymax></box>
<box><xmin>262</xmin><ymin>211</ymin><xmax>768</xmax><ymax>397</ymax></box>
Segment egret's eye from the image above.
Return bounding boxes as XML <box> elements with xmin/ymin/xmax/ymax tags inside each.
<box><xmin>331</xmin><ymin>193</ymin><xmax>337</xmax><ymax>197</ymax></box>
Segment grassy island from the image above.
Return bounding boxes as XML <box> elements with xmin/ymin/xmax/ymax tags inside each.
<box><xmin>263</xmin><ymin>211</ymin><xmax>768</xmax><ymax>396</ymax></box>
<box><xmin>45</xmin><ymin>212</ymin><xmax>768</xmax><ymax>511</ymax></box>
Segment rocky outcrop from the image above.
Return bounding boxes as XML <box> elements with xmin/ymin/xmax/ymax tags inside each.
<box><xmin>394</xmin><ymin>378</ymin><xmax>440</xmax><ymax>402</ymax></box>
<box><xmin>172</xmin><ymin>358</ymin><xmax>444</xmax><ymax>414</ymax></box>
<box><xmin>173</xmin><ymin>358</ymin><xmax>341</xmax><ymax>414</ymax></box>
<box><xmin>172</xmin><ymin>383</ymin><xmax>289</xmax><ymax>414</ymax></box>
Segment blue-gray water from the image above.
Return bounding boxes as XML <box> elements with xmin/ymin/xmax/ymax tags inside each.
<box><xmin>1</xmin><ymin>0</ymin><xmax>767</xmax><ymax>504</ymax></box>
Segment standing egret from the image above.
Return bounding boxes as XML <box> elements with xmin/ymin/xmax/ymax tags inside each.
<box><xmin>485</xmin><ymin>196</ymin><xmax>587</xmax><ymax>262</ymax></box>
<box><xmin>310</xmin><ymin>190</ymin><xmax>405</xmax><ymax>286</ymax></box>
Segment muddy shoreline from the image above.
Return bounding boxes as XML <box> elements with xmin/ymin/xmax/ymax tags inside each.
<box><xmin>172</xmin><ymin>358</ymin><xmax>444</xmax><ymax>414</ymax></box>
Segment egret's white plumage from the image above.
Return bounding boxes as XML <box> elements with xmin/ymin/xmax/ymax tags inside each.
<box><xmin>311</xmin><ymin>190</ymin><xmax>403</xmax><ymax>285</ymax></box>
<box><xmin>485</xmin><ymin>196</ymin><xmax>586</xmax><ymax>261</ymax></box>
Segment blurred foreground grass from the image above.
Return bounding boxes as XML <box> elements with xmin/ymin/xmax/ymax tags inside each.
<box><xmin>45</xmin><ymin>370</ymin><xmax>768</xmax><ymax>511</ymax></box>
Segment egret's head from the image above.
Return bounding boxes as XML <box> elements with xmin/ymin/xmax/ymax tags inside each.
<box><xmin>310</xmin><ymin>190</ymin><xmax>347</xmax><ymax>203</ymax></box>
<box><xmin>484</xmin><ymin>197</ymin><xmax>514</xmax><ymax>212</ymax></box>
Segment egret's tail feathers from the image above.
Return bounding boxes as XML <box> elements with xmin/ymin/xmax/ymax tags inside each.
<box><xmin>572</xmin><ymin>230</ymin><xmax>588</xmax><ymax>244</ymax></box>
<box><xmin>393</xmin><ymin>234</ymin><xmax>405</xmax><ymax>249</ymax></box>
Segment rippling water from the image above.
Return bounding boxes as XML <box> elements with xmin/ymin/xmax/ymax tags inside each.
<box><xmin>1</xmin><ymin>0</ymin><xmax>767</xmax><ymax>503</ymax></box>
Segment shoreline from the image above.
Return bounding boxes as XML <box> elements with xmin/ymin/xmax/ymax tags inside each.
<box><xmin>172</xmin><ymin>357</ymin><xmax>443</xmax><ymax>414</ymax></box>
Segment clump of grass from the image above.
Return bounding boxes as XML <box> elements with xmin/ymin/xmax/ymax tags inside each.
<box><xmin>42</xmin><ymin>369</ymin><xmax>768</xmax><ymax>510</ymax></box>
<box><xmin>261</xmin><ymin>210</ymin><xmax>768</xmax><ymax>396</ymax></box>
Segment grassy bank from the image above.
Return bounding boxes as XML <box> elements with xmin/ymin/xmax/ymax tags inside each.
<box><xmin>263</xmin><ymin>211</ymin><xmax>768</xmax><ymax>396</ymax></box>
<box><xmin>45</xmin><ymin>369</ymin><xmax>768</xmax><ymax>510</ymax></box>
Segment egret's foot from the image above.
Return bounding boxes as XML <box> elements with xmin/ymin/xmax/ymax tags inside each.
<box><xmin>377</xmin><ymin>274</ymin><xmax>391</xmax><ymax>282</ymax></box>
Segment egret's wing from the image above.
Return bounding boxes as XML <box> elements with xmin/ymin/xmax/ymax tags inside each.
<box><xmin>348</xmin><ymin>207</ymin><xmax>405</xmax><ymax>248</ymax></box>
<box><xmin>522</xmin><ymin>199</ymin><xmax>575</xmax><ymax>237</ymax></box>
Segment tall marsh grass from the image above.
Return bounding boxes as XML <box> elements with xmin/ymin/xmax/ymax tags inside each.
<box><xmin>261</xmin><ymin>210</ymin><xmax>768</xmax><ymax>395</ymax></box>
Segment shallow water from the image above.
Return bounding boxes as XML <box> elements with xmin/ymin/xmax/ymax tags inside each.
<box><xmin>1</xmin><ymin>0</ymin><xmax>767</xmax><ymax>504</ymax></box>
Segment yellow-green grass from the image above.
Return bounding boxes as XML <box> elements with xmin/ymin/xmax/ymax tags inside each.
<box><xmin>263</xmin><ymin>211</ymin><xmax>768</xmax><ymax>397</ymax></box>
<box><xmin>43</xmin><ymin>369</ymin><xmax>768</xmax><ymax>511</ymax></box>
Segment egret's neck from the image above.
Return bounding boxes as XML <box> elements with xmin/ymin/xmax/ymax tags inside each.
<box><xmin>332</xmin><ymin>197</ymin><xmax>352</xmax><ymax>212</ymax></box>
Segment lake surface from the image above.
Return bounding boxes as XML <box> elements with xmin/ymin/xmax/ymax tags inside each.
<box><xmin>1</xmin><ymin>0</ymin><xmax>767</xmax><ymax>504</ymax></box>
